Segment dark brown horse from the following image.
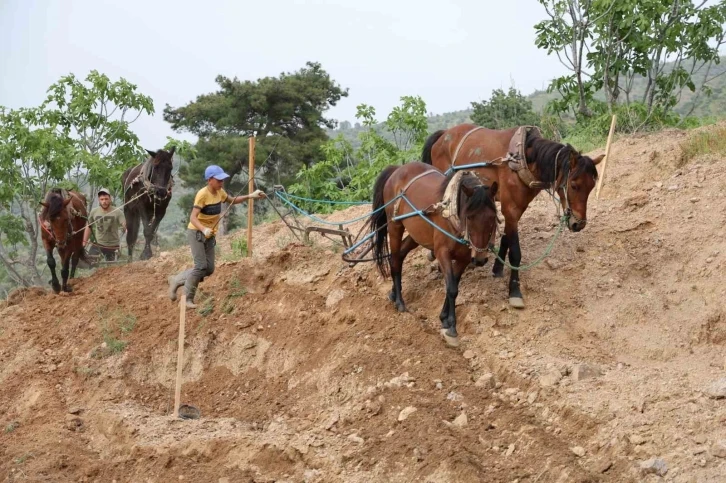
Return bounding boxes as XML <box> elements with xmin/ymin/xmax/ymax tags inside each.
<box><xmin>39</xmin><ymin>189</ymin><xmax>88</xmax><ymax>293</ymax></box>
<box><xmin>122</xmin><ymin>147</ymin><xmax>175</xmax><ymax>260</ymax></box>
<box><xmin>368</xmin><ymin>162</ymin><xmax>499</xmax><ymax>346</ymax></box>
<box><xmin>422</xmin><ymin>123</ymin><xmax>603</xmax><ymax>308</ymax></box>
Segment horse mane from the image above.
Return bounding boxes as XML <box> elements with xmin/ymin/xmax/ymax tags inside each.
<box><xmin>461</xmin><ymin>177</ymin><xmax>496</xmax><ymax>216</ymax></box>
<box><xmin>525</xmin><ymin>131</ymin><xmax>599</xmax><ymax>182</ymax></box>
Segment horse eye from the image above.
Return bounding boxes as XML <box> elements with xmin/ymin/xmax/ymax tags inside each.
<box><xmin>571</xmin><ymin>183</ymin><xmax>580</xmax><ymax>191</ymax></box>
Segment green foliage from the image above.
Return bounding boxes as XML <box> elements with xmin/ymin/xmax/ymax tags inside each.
<box><xmin>289</xmin><ymin>96</ymin><xmax>429</xmax><ymax>210</ymax></box>
<box><xmin>471</xmin><ymin>87</ymin><xmax>542</xmax><ymax>130</ymax></box>
<box><xmin>43</xmin><ymin>70</ymin><xmax>154</xmax><ymax>199</ymax></box>
<box><xmin>536</xmin><ymin>0</ymin><xmax>726</xmax><ymax>123</ymax></box>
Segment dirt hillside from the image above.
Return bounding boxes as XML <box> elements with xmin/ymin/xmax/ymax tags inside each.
<box><xmin>1</xmin><ymin>124</ymin><xmax>725</xmax><ymax>483</ymax></box>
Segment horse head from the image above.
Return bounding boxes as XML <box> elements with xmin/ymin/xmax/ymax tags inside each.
<box><xmin>144</xmin><ymin>146</ymin><xmax>175</xmax><ymax>199</ymax></box>
<box><xmin>459</xmin><ymin>176</ymin><xmax>499</xmax><ymax>266</ymax></box>
<box><xmin>40</xmin><ymin>191</ymin><xmax>72</xmax><ymax>248</ymax></box>
<box><xmin>558</xmin><ymin>147</ymin><xmax>604</xmax><ymax>232</ymax></box>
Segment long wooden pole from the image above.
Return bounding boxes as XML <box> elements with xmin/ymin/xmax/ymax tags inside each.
<box><xmin>247</xmin><ymin>136</ymin><xmax>255</xmax><ymax>257</ymax></box>
<box><xmin>174</xmin><ymin>293</ymin><xmax>187</xmax><ymax>418</ymax></box>
<box><xmin>596</xmin><ymin>114</ymin><xmax>617</xmax><ymax>200</ymax></box>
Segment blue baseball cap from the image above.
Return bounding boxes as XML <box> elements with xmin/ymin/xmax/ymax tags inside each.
<box><xmin>204</xmin><ymin>165</ymin><xmax>230</xmax><ymax>181</ymax></box>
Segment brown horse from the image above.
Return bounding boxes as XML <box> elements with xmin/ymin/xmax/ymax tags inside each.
<box><xmin>122</xmin><ymin>147</ymin><xmax>175</xmax><ymax>261</ymax></box>
<box><xmin>367</xmin><ymin>162</ymin><xmax>499</xmax><ymax>346</ymax></box>
<box><xmin>39</xmin><ymin>189</ymin><xmax>88</xmax><ymax>293</ymax></box>
<box><xmin>422</xmin><ymin>124</ymin><xmax>603</xmax><ymax>308</ymax></box>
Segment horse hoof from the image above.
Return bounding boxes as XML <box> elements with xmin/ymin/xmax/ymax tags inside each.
<box><xmin>440</xmin><ymin>329</ymin><xmax>460</xmax><ymax>347</ymax></box>
<box><xmin>508</xmin><ymin>297</ymin><xmax>525</xmax><ymax>309</ymax></box>
<box><xmin>388</xmin><ymin>291</ymin><xmax>396</xmax><ymax>302</ymax></box>
<box><xmin>427</xmin><ymin>252</ymin><xmax>436</xmax><ymax>262</ymax></box>
<box><xmin>63</xmin><ymin>287</ymin><xmax>73</xmax><ymax>293</ymax></box>
<box><xmin>492</xmin><ymin>271</ymin><xmax>504</xmax><ymax>278</ymax></box>
<box><xmin>396</xmin><ymin>304</ymin><xmax>407</xmax><ymax>313</ymax></box>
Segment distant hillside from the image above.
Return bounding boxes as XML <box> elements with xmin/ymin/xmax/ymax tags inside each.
<box><xmin>329</xmin><ymin>57</ymin><xmax>726</xmax><ymax>144</ymax></box>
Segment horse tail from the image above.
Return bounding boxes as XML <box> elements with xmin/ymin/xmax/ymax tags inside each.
<box><xmin>369</xmin><ymin>165</ymin><xmax>398</xmax><ymax>278</ymax></box>
<box><xmin>421</xmin><ymin>130</ymin><xmax>445</xmax><ymax>165</ymax></box>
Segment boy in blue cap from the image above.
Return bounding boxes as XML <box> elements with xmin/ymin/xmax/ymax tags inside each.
<box><xmin>167</xmin><ymin>165</ymin><xmax>265</xmax><ymax>308</ymax></box>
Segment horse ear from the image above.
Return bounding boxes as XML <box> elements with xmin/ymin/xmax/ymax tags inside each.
<box><xmin>489</xmin><ymin>182</ymin><xmax>498</xmax><ymax>198</ymax></box>
<box><xmin>592</xmin><ymin>154</ymin><xmax>605</xmax><ymax>165</ymax></box>
<box><xmin>146</xmin><ymin>149</ymin><xmax>157</xmax><ymax>158</ymax></box>
<box><xmin>168</xmin><ymin>145</ymin><xmax>176</xmax><ymax>156</ymax></box>
<box><xmin>569</xmin><ymin>148</ymin><xmax>579</xmax><ymax>169</ymax></box>
<box><xmin>62</xmin><ymin>197</ymin><xmax>72</xmax><ymax>207</ymax></box>
<box><xmin>39</xmin><ymin>201</ymin><xmax>48</xmax><ymax>208</ymax></box>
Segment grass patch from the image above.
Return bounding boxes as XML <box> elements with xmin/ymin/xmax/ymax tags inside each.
<box><xmin>14</xmin><ymin>452</ymin><xmax>33</xmax><ymax>465</ymax></box>
<box><xmin>220</xmin><ymin>278</ymin><xmax>248</xmax><ymax>315</ymax></box>
<box><xmin>4</xmin><ymin>421</ymin><xmax>19</xmax><ymax>434</ymax></box>
<box><xmin>230</xmin><ymin>237</ymin><xmax>248</xmax><ymax>258</ymax></box>
<box><xmin>92</xmin><ymin>306</ymin><xmax>137</xmax><ymax>358</ymax></box>
<box><xmin>562</xmin><ymin>131</ymin><xmax>608</xmax><ymax>154</ymax></box>
<box><xmin>678</xmin><ymin>125</ymin><xmax>726</xmax><ymax>166</ymax></box>
<box><xmin>195</xmin><ymin>291</ymin><xmax>215</xmax><ymax>317</ymax></box>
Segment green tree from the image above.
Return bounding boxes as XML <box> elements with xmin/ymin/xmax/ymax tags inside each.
<box><xmin>535</xmin><ymin>0</ymin><xmax>726</xmax><ymax>127</ymax></box>
<box><xmin>289</xmin><ymin>96</ymin><xmax>429</xmax><ymax>207</ymax></box>
<box><xmin>470</xmin><ymin>87</ymin><xmax>541</xmax><ymax>130</ymax></box>
<box><xmin>42</xmin><ymin>70</ymin><xmax>154</xmax><ymax>205</ymax></box>
<box><xmin>163</xmin><ymin>61</ymin><xmax>349</xmax><ymax>193</ymax></box>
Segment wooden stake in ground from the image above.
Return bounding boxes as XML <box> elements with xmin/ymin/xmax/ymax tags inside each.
<box><xmin>596</xmin><ymin>114</ymin><xmax>617</xmax><ymax>200</ymax></box>
<box><xmin>247</xmin><ymin>136</ymin><xmax>255</xmax><ymax>257</ymax></box>
<box><xmin>174</xmin><ymin>293</ymin><xmax>187</xmax><ymax>418</ymax></box>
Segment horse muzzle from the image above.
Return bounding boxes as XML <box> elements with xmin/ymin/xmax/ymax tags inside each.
<box><xmin>569</xmin><ymin>218</ymin><xmax>587</xmax><ymax>232</ymax></box>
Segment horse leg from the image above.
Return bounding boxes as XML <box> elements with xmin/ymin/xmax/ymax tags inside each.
<box><xmin>139</xmin><ymin>208</ymin><xmax>153</xmax><ymax>260</ymax></box>
<box><xmin>437</xmin><ymin>251</ymin><xmax>465</xmax><ymax>346</ymax></box>
<box><xmin>141</xmin><ymin>205</ymin><xmax>164</xmax><ymax>260</ymax></box>
<box><xmin>70</xmin><ymin>248</ymin><xmax>81</xmax><ymax>279</ymax></box>
<box><xmin>126</xmin><ymin>212</ymin><xmax>139</xmax><ymax>261</ymax></box>
<box><xmin>391</xmin><ymin>235</ymin><xmax>418</xmax><ymax>311</ymax></box>
<box><xmin>507</xmin><ymin>231</ymin><xmax>525</xmax><ymax>308</ymax></box>
<box><xmin>492</xmin><ymin>234</ymin><xmax>509</xmax><ymax>278</ymax></box>
<box><xmin>61</xmin><ymin>252</ymin><xmax>72</xmax><ymax>292</ymax></box>
<box><xmin>387</xmin><ymin>225</ymin><xmax>410</xmax><ymax>312</ymax></box>
<box><xmin>47</xmin><ymin>248</ymin><xmax>61</xmax><ymax>294</ymax></box>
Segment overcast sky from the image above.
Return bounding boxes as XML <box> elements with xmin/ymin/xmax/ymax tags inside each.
<box><xmin>1</xmin><ymin>0</ymin><xmax>567</xmax><ymax>149</ymax></box>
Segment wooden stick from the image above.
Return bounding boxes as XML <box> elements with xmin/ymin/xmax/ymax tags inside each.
<box><xmin>174</xmin><ymin>293</ymin><xmax>187</xmax><ymax>418</ymax></box>
<box><xmin>596</xmin><ymin>114</ymin><xmax>617</xmax><ymax>200</ymax></box>
<box><xmin>247</xmin><ymin>136</ymin><xmax>255</xmax><ymax>257</ymax></box>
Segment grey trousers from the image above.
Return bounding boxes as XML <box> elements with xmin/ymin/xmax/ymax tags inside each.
<box><xmin>174</xmin><ymin>229</ymin><xmax>216</xmax><ymax>302</ymax></box>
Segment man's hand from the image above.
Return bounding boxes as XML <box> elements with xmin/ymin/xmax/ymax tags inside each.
<box><xmin>202</xmin><ymin>228</ymin><xmax>213</xmax><ymax>238</ymax></box>
<box><xmin>250</xmin><ymin>189</ymin><xmax>266</xmax><ymax>199</ymax></box>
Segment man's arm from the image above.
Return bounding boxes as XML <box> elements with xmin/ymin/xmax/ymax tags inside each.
<box><xmin>82</xmin><ymin>225</ymin><xmax>91</xmax><ymax>247</ymax></box>
<box><xmin>230</xmin><ymin>190</ymin><xmax>266</xmax><ymax>205</ymax></box>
